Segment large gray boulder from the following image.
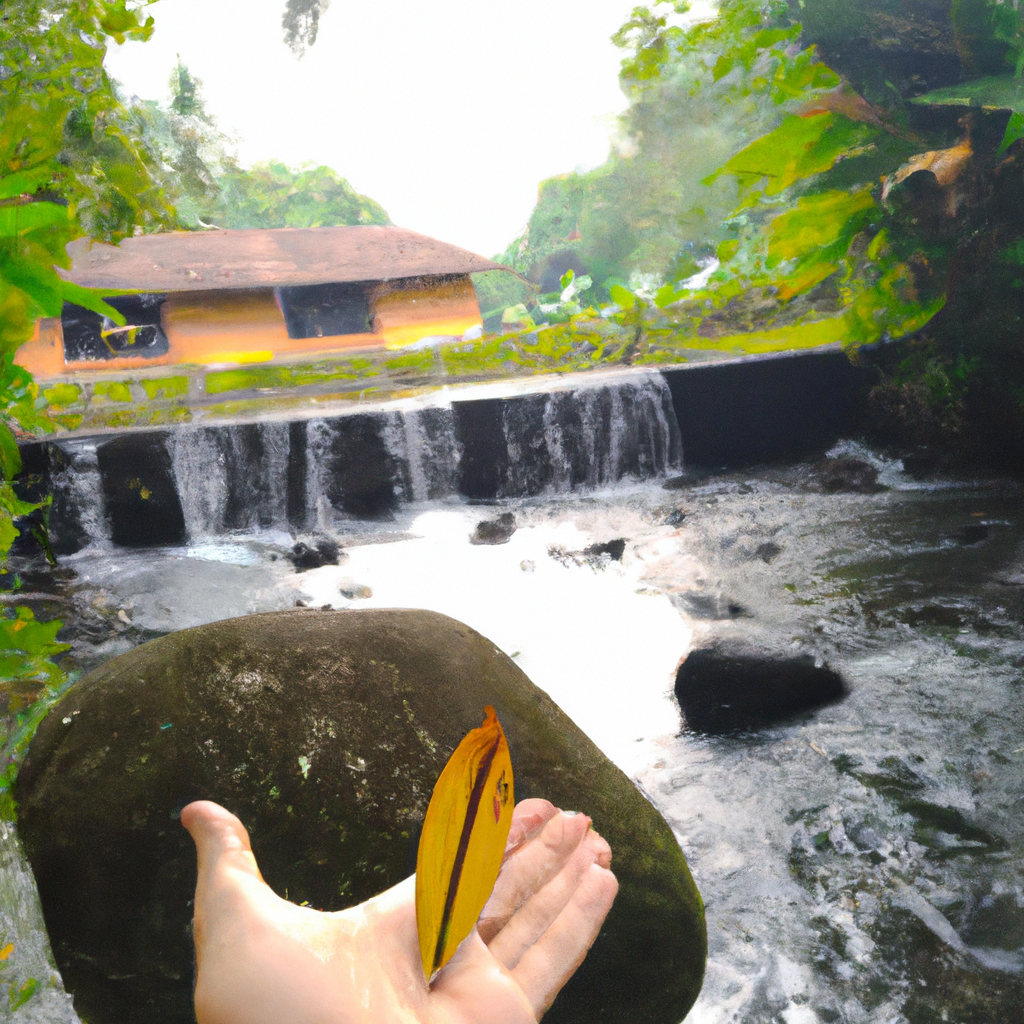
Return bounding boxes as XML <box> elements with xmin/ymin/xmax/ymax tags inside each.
<box><xmin>14</xmin><ymin>608</ymin><xmax>706</xmax><ymax>1024</ymax></box>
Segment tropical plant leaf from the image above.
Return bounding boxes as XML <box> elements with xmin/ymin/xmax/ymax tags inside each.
<box><xmin>766</xmin><ymin>188</ymin><xmax>876</xmax><ymax>264</ymax></box>
<box><xmin>415</xmin><ymin>705</ymin><xmax>514</xmax><ymax>982</ymax></box>
<box><xmin>999</xmin><ymin>110</ymin><xmax>1024</xmax><ymax>154</ymax></box>
<box><xmin>711</xmin><ymin>112</ymin><xmax>878</xmax><ymax>198</ymax></box>
<box><xmin>911</xmin><ymin>74</ymin><xmax>1024</xmax><ymax>112</ymax></box>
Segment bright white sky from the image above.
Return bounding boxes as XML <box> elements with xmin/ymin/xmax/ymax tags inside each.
<box><xmin>105</xmin><ymin>0</ymin><xmax>643</xmax><ymax>258</ymax></box>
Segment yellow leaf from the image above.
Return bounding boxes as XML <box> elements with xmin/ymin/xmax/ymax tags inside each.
<box><xmin>0</xmin><ymin>942</ymin><xmax>12</xmax><ymax>961</ymax></box>
<box><xmin>415</xmin><ymin>705</ymin><xmax>514</xmax><ymax>981</ymax></box>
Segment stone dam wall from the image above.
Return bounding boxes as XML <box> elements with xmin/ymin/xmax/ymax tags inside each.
<box><xmin>16</xmin><ymin>350</ymin><xmax>872</xmax><ymax>553</ymax></box>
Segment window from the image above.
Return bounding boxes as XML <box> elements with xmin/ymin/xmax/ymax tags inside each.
<box><xmin>276</xmin><ymin>282</ymin><xmax>371</xmax><ymax>339</ymax></box>
<box><xmin>61</xmin><ymin>293</ymin><xmax>169</xmax><ymax>361</ymax></box>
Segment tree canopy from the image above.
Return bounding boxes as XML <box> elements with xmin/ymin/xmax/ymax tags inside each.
<box><xmin>132</xmin><ymin>62</ymin><xmax>390</xmax><ymax>230</ymax></box>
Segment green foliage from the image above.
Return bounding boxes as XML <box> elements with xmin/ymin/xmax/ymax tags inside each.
<box><xmin>209</xmin><ymin>161</ymin><xmax>389</xmax><ymax>229</ymax></box>
<box><xmin>132</xmin><ymin>64</ymin><xmax>390</xmax><ymax>230</ymax></box>
<box><xmin>0</xmin><ymin>1</ymin><xmax>168</xmax><ymax>794</ymax></box>
<box><xmin>472</xmin><ymin>271</ymin><xmax>535</xmax><ymax>327</ymax></box>
<box><xmin>506</xmin><ymin>0</ymin><xmax>844</xmax><ymax>312</ymax></box>
<box><xmin>0</xmin><ymin>0</ymin><xmax>173</xmax><ymax>570</ymax></box>
<box><xmin>485</xmin><ymin>0</ymin><xmax>1007</xmax><ymax>368</ymax></box>
<box><xmin>708</xmin><ymin>112</ymin><xmax>876</xmax><ymax>199</ymax></box>
<box><xmin>619</xmin><ymin>0</ymin><xmax>837</xmax><ymax>105</ymax></box>
<box><xmin>0</xmin><ymin>602</ymin><xmax>74</xmax><ymax>820</ymax></box>
<box><xmin>951</xmin><ymin>0</ymin><xmax>1024</xmax><ymax>77</ymax></box>
<box><xmin>0</xmin><ymin>607</ymin><xmax>69</xmax><ymax>696</ymax></box>
<box><xmin>618</xmin><ymin>1</ymin><xmax>958</xmax><ymax>354</ymax></box>
<box><xmin>0</xmin><ymin>0</ymin><xmax>172</xmax><ymax>242</ymax></box>
<box><xmin>130</xmin><ymin>62</ymin><xmax>224</xmax><ymax>228</ymax></box>
<box><xmin>913</xmin><ymin>74</ymin><xmax>1024</xmax><ymax>112</ymax></box>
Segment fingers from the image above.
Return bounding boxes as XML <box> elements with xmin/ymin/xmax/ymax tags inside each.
<box><xmin>486</xmin><ymin>827</ymin><xmax>612</xmax><ymax>969</ymax></box>
<box><xmin>504</xmin><ymin>799</ymin><xmax>559</xmax><ymax>854</ymax></box>
<box><xmin>479</xmin><ymin>810</ymin><xmax>591</xmax><ymax>943</ymax></box>
<box><xmin>181</xmin><ymin>799</ymin><xmax>276</xmax><ymax>962</ymax></box>
<box><xmin>511</xmin><ymin>861</ymin><xmax>618</xmax><ymax>1019</ymax></box>
<box><xmin>181</xmin><ymin>800</ymin><xmax>265</xmax><ymax>889</ymax></box>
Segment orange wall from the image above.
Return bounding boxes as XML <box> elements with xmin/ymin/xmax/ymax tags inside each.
<box><xmin>372</xmin><ymin>275</ymin><xmax>482</xmax><ymax>349</ymax></box>
<box><xmin>18</xmin><ymin>275</ymin><xmax>484</xmax><ymax>379</ymax></box>
<box><xmin>17</xmin><ymin>319</ymin><xmax>66</xmax><ymax>379</ymax></box>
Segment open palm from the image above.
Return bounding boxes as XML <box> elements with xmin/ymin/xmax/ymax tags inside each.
<box><xmin>182</xmin><ymin>798</ymin><xmax>617</xmax><ymax>1024</ymax></box>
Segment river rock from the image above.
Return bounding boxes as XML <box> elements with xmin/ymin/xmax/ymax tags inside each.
<box><xmin>816</xmin><ymin>456</ymin><xmax>882</xmax><ymax>494</ymax></box>
<box><xmin>14</xmin><ymin>608</ymin><xmax>705</xmax><ymax>1024</ymax></box>
<box><xmin>675</xmin><ymin>642</ymin><xmax>848</xmax><ymax>733</ymax></box>
<box><xmin>288</xmin><ymin>536</ymin><xmax>342</xmax><ymax>570</ymax></box>
<box><xmin>470</xmin><ymin>511</ymin><xmax>517</xmax><ymax>545</ymax></box>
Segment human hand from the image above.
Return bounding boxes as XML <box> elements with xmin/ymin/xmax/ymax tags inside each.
<box><xmin>181</xmin><ymin>798</ymin><xmax>617</xmax><ymax>1024</ymax></box>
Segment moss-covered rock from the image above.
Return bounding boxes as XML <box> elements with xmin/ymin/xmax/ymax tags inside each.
<box><xmin>14</xmin><ymin>608</ymin><xmax>706</xmax><ymax>1024</ymax></box>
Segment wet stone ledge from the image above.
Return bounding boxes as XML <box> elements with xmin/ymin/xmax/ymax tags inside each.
<box><xmin>16</xmin><ymin>350</ymin><xmax>871</xmax><ymax>553</ymax></box>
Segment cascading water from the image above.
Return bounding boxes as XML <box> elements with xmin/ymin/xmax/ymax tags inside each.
<box><xmin>494</xmin><ymin>371</ymin><xmax>682</xmax><ymax>498</ymax></box>
<box><xmin>48</xmin><ymin>440</ymin><xmax>108</xmax><ymax>556</ymax></box>
<box><xmin>169</xmin><ymin>427</ymin><xmax>228</xmax><ymax>540</ymax></box>
<box><xmin>169</xmin><ymin>422</ymin><xmax>292</xmax><ymax>540</ymax></box>
<box><xmin>36</xmin><ymin>371</ymin><xmax>682</xmax><ymax>552</ymax></box>
<box><xmin>379</xmin><ymin>406</ymin><xmax>461</xmax><ymax>504</ymax></box>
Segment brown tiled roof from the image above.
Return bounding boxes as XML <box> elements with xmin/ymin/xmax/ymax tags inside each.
<box><xmin>62</xmin><ymin>226</ymin><xmax>506</xmax><ymax>293</ymax></box>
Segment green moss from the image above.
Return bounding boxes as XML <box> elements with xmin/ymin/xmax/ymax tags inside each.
<box><xmin>51</xmin><ymin>413</ymin><xmax>83</xmax><ymax>431</ymax></box>
<box><xmin>148</xmin><ymin>407</ymin><xmax>192</xmax><ymax>426</ymax></box>
<box><xmin>205</xmin><ymin>360</ymin><xmax>376</xmax><ymax>396</ymax></box>
<box><xmin>99</xmin><ymin>408</ymin><xmax>143</xmax><ymax>428</ymax></box>
<box><xmin>42</xmin><ymin>382</ymin><xmax>83</xmax><ymax>408</ymax></box>
<box><xmin>91</xmin><ymin>381</ymin><xmax>133</xmax><ymax>403</ymax></box>
<box><xmin>383</xmin><ymin>348</ymin><xmax>436</xmax><ymax>374</ymax></box>
<box><xmin>141</xmin><ymin>376</ymin><xmax>189</xmax><ymax>400</ymax></box>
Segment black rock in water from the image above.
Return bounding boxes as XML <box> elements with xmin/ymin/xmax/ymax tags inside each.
<box><xmin>675</xmin><ymin>643</ymin><xmax>848</xmax><ymax>733</ymax></box>
<box><xmin>470</xmin><ymin>511</ymin><xmax>517</xmax><ymax>545</ymax></box>
<box><xmin>15</xmin><ymin>609</ymin><xmax>706</xmax><ymax>1024</ymax></box>
<box><xmin>816</xmin><ymin>457</ymin><xmax>882</xmax><ymax>494</ymax></box>
<box><xmin>288</xmin><ymin>537</ymin><xmax>341</xmax><ymax>570</ymax></box>
<box><xmin>584</xmin><ymin>538</ymin><xmax>626</xmax><ymax>561</ymax></box>
<box><xmin>959</xmin><ymin>523</ymin><xmax>989</xmax><ymax>545</ymax></box>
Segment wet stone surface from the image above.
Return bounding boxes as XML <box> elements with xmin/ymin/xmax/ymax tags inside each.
<box><xmin>15</xmin><ymin>609</ymin><xmax>705</xmax><ymax>1024</ymax></box>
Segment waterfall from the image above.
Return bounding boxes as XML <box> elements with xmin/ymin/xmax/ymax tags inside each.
<box><xmin>169</xmin><ymin>423</ymin><xmax>291</xmax><ymax>540</ymax></box>
<box><xmin>303</xmin><ymin>417</ymin><xmax>340</xmax><ymax>532</ymax></box>
<box><xmin>169</xmin><ymin>428</ymin><xmax>227</xmax><ymax>540</ymax></box>
<box><xmin>48</xmin><ymin>439</ymin><xmax>109</xmax><ymax>554</ymax></box>
<box><xmin>496</xmin><ymin>371</ymin><xmax>682</xmax><ymax>498</ymax></box>
<box><xmin>33</xmin><ymin>370</ymin><xmax>685</xmax><ymax>552</ymax></box>
<box><xmin>380</xmin><ymin>406</ymin><xmax>460</xmax><ymax>503</ymax></box>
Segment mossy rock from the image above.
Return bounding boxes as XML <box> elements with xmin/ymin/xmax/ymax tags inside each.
<box><xmin>14</xmin><ymin>609</ymin><xmax>705</xmax><ymax>1024</ymax></box>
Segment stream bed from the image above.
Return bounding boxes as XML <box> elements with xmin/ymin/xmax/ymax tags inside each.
<box><xmin>3</xmin><ymin>442</ymin><xmax>1024</xmax><ymax>1024</ymax></box>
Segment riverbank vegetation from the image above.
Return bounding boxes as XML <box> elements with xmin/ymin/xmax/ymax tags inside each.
<box><xmin>501</xmin><ymin>0</ymin><xmax>1024</xmax><ymax>471</ymax></box>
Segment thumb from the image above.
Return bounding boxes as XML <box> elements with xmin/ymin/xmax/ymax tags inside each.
<box><xmin>181</xmin><ymin>800</ymin><xmax>267</xmax><ymax>908</ymax></box>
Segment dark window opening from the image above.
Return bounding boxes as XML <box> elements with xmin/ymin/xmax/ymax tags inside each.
<box><xmin>61</xmin><ymin>294</ymin><xmax>169</xmax><ymax>362</ymax></box>
<box><xmin>276</xmin><ymin>282</ymin><xmax>371</xmax><ymax>339</ymax></box>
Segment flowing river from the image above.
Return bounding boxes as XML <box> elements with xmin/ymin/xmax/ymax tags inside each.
<box><xmin>3</xmin><ymin>441</ymin><xmax>1023</xmax><ymax>1023</ymax></box>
